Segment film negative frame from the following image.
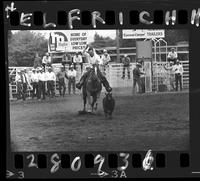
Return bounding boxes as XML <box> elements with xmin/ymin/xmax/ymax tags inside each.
<box><xmin>3</xmin><ymin>0</ymin><xmax>200</xmax><ymax>178</ymax></box>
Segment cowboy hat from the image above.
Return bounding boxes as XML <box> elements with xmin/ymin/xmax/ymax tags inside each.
<box><xmin>136</xmin><ymin>62</ymin><xmax>142</xmax><ymax>67</ymax></box>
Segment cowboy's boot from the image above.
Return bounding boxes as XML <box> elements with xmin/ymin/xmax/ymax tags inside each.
<box><xmin>100</xmin><ymin>76</ymin><xmax>112</xmax><ymax>92</ymax></box>
<box><xmin>97</xmin><ymin>70</ymin><xmax>112</xmax><ymax>92</ymax></box>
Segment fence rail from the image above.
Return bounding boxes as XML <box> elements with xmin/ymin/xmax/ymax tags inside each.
<box><xmin>50</xmin><ymin>44</ymin><xmax>189</xmax><ymax>63</ymax></box>
<box><xmin>9</xmin><ymin>60</ymin><xmax>189</xmax><ymax>100</ymax></box>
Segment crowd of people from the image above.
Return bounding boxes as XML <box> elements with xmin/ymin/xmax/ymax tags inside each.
<box><xmin>124</xmin><ymin>47</ymin><xmax>184</xmax><ymax>93</ymax></box>
<box><xmin>12</xmin><ymin>46</ymin><xmax>112</xmax><ymax>101</ymax></box>
<box><xmin>14</xmin><ymin>65</ymin><xmax>78</xmax><ymax>101</ymax></box>
<box><xmin>11</xmin><ymin>46</ymin><xmax>184</xmax><ymax>101</ymax></box>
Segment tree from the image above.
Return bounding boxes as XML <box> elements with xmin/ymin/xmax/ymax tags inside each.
<box><xmin>90</xmin><ymin>32</ymin><xmax>116</xmax><ymax>48</ymax></box>
<box><xmin>8</xmin><ymin>31</ymin><xmax>48</xmax><ymax>66</ymax></box>
<box><xmin>164</xmin><ymin>29</ymin><xmax>189</xmax><ymax>45</ymax></box>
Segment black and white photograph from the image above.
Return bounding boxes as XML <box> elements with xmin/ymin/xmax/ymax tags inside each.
<box><xmin>8</xmin><ymin>29</ymin><xmax>189</xmax><ymax>151</ymax></box>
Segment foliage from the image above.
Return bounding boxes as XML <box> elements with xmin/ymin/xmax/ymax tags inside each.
<box><xmin>8</xmin><ymin>30</ymin><xmax>189</xmax><ymax>66</ymax></box>
<box><xmin>90</xmin><ymin>32</ymin><xmax>116</xmax><ymax>48</ymax></box>
<box><xmin>91</xmin><ymin>30</ymin><xmax>189</xmax><ymax>48</ymax></box>
<box><xmin>8</xmin><ymin>31</ymin><xmax>48</xmax><ymax>66</ymax></box>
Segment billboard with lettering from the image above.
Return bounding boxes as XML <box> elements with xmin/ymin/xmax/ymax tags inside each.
<box><xmin>122</xmin><ymin>29</ymin><xmax>165</xmax><ymax>39</ymax></box>
<box><xmin>49</xmin><ymin>30</ymin><xmax>89</xmax><ymax>52</ymax></box>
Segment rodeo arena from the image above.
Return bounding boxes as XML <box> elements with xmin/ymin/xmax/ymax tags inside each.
<box><xmin>9</xmin><ymin>30</ymin><xmax>189</xmax><ymax>151</ymax></box>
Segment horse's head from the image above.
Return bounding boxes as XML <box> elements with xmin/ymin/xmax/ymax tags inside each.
<box><xmin>86</xmin><ymin>66</ymin><xmax>102</xmax><ymax>92</ymax></box>
<box><xmin>89</xmin><ymin>67</ymin><xmax>100</xmax><ymax>83</ymax></box>
<box><xmin>91</xmin><ymin>64</ymin><xmax>98</xmax><ymax>73</ymax></box>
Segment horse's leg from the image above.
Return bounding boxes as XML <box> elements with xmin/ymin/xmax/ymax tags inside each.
<box><xmin>82</xmin><ymin>86</ymin><xmax>86</xmax><ymax>112</ymax></box>
<box><xmin>108</xmin><ymin>112</ymin><xmax>112</xmax><ymax>119</ymax></box>
<box><xmin>92</xmin><ymin>94</ymin><xmax>97</xmax><ymax>112</ymax></box>
<box><xmin>104</xmin><ymin>111</ymin><xmax>108</xmax><ymax>117</ymax></box>
<box><xmin>94</xmin><ymin>91</ymin><xmax>101</xmax><ymax>111</ymax></box>
<box><xmin>83</xmin><ymin>95</ymin><xmax>87</xmax><ymax>112</ymax></box>
<box><xmin>86</xmin><ymin>91</ymin><xmax>92</xmax><ymax>112</ymax></box>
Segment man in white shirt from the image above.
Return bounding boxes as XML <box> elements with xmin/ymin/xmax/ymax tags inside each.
<box><xmin>46</xmin><ymin>67</ymin><xmax>56</xmax><ymax>98</ymax></box>
<box><xmin>38</xmin><ymin>67</ymin><xmax>47</xmax><ymax>100</ymax></box>
<box><xmin>20</xmin><ymin>69</ymin><xmax>32</xmax><ymax>101</ymax></box>
<box><xmin>15</xmin><ymin>70</ymin><xmax>23</xmax><ymax>100</ymax></box>
<box><xmin>76</xmin><ymin>45</ymin><xmax>112</xmax><ymax>92</ymax></box>
<box><xmin>57</xmin><ymin>67</ymin><xmax>68</xmax><ymax>97</ymax></box>
<box><xmin>164</xmin><ymin>62</ymin><xmax>176</xmax><ymax>91</ymax></box>
<box><xmin>167</xmin><ymin>48</ymin><xmax>178</xmax><ymax>65</ymax></box>
<box><xmin>100</xmin><ymin>49</ymin><xmax>111</xmax><ymax>75</ymax></box>
<box><xmin>30</xmin><ymin>68</ymin><xmax>39</xmax><ymax>99</ymax></box>
<box><xmin>73</xmin><ymin>52</ymin><xmax>83</xmax><ymax>72</ymax></box>
<box><xmin>173</xmin><ymin>60</ymin><xmax>184</xmax><ymax>91</ymax></box>
<box><xmin>42</xmin><ymin>52</ymin><xmax>52</xmax><ymax>71</ymax></box>
<box><xmin>24</xmin><ymin>68</ymin><xmax>32</xmax><ymax>86</ymax></box>
<box><xmin>67</xmin><ymin>65</ymin><xmax>77</xmax><ymax>95</ymax></box>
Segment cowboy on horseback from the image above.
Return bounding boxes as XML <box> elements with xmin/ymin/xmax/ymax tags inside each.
<box><xmin>76</xmin><ymin>45</ymin><xmax>112</xmax><ymax>92</ymax></box>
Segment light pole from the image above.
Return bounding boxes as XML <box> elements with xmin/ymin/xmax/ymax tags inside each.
<box><xmin>116</xmin><ymin>29</ymin><xmax>120</xmax><ymax>63</ymax></box>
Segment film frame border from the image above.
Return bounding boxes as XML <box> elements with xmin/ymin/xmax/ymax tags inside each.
<box><xmin>3</xmin><ymin>0</ymin><xmax>200</xmax><ymax>178</ymax></box>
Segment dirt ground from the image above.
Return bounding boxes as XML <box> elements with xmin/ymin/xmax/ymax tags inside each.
<box><xmin>9</xmin><ymin>89</ymin><xmax>189</xmax><ymax>151</ymax></box>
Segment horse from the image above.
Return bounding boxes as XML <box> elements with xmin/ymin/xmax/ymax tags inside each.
<box><xmin>82</xmin><ymin>65</ymin><xmax>102</xmax><ymax>113</ymax></box>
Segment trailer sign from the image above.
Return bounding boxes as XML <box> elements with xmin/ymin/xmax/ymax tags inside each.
<box><xmin>122</xmin><ymin>30</ymin><xmax>165</xmax><ymax>39</ymax></box>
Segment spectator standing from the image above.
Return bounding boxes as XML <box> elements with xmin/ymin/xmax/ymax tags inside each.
<box><xmin>101</xmin><ymin>49</ymin><xmax>111</xmax><ymax>75</ymax></box>
<box><xmin>164</xmin><ymin>62</ymin><xmax>175</xmax><ymax>91</ymax></box>
<box><xmin>167</xmin><ymin>48</ymin><xmax>178</xmax><ymax>65</ymax></box>
<box><xmin>121</xmin><ymin>54</ymin><xmax>131</xmax><ymax>79</ymax></box>
<box><xmin>38</xmin><ymin>68</ymin><xmax>47</xmax><ymax>100</ymax></box>
<box><xmin>30</xmin><ymin>68</ymin><xmax>39</xmax><ymax>99</ymax></box>
<box><xmin>15</xmin><ymin>70</ymin><xmax>23</xmax><ymax>100</ymax></box>
<box><xmin>42</xmin><ymin>52</ymin><xmax>52</xmax><ymax>71</ymax></box>
<box><xmin>57</xmin><ymin>67</ymin><xmax>68</xmax><ymax>97</ymax></box>
<box><xmin>67</xmin><ymin>65</ymin><xmax>77</xmax><ymax>95</ymax></box>
<box><xmin>46</xmin><ymin>67</ymin><xmax>56</xmax><ymax>98</ymax></box>
<box><xmin>33</xmin><ymin>52</ymin><xmax>42</xmax><ymax>68</ymax></box>
<box><xmin>35</xmin><ymin>68</ymin><xmax>41</xmax><ymax>99</ymax></box>
<box><xmin>62</xmin><ymin>53</ymin><xmax>72</xmax><ymax>70</ymax></box>
<box><xmin>73</xmin><ymin>52</ymin><xmax>83</xmax><ymax>72</ymax></box>
<box><xmin>20</xmin><ymin>69</ymin><xmax>30</xmax><ymax>100</ymax></box>
<box><xmin>132</xmin><ymin>63</ymin><xmax>144</xmax><ymax>94</ymax></box>
<box><xmin>62</xmin><ymin>53</ymin><xmax>68</xmax><ymax>70</ymax></box>
<box><xmin>140</xmin><ymin>65</ymin><xmax>145</xmax><ymax>93</ymax></box>
<box><xmin>24</xmin><ymin>68</ymin><xmax>32</xmax><ymax>87</ymax></box>
<box><xmin>174</xmin><ymin>60</ymin><xmax>184</xmax><ymax>91</ymax></box>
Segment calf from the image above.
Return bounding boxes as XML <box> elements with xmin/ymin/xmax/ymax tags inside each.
<box><xmin>103</xmin><ymin>92</ymin><xmax>115</xmax><ymax>119</ymax></box>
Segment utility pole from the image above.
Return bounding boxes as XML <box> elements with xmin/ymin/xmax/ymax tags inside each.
<box><xmin>116</xmin><ymin>29</ymin><xmax>120</xmax><ymax>63</ymax></box>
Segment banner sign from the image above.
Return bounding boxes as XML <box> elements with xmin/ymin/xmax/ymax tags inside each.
<box><xmin>122</xmin><ymin>29</ymin><xmax>165</xmax><ymax>39</ymax></box>
<box><xmin>49</xmin><ymin>30</ymin><xmax>88</xmax><ymax>52</ymax></box>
